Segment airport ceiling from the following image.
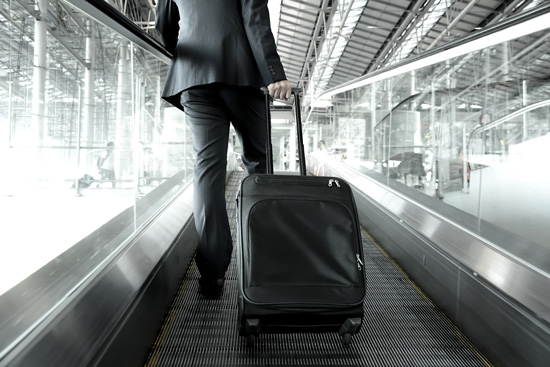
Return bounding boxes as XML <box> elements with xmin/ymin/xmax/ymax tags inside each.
<box><xmin>103</xmin><ymin>0</ymin><xmax>550</xmax><ymax>119</ymax></box>
<box><xmin>138</xmin><ymin>0</ymin><xmax>544</xmax><ymax>99</ymax></box>
<box><xmin>45</xmin><ymin>1</ymin><xmax>542</xmax><ymax>95</ymax></box>
<box><xmin>0</xmin><ymin>0</ymin><xmax>547</xmax><ymax>106</ymax></box>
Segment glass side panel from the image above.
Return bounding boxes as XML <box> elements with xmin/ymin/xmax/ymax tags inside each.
<box><xmin>0</xmin><ymin>0</ymin><xmax>191</xmax><ymax>295</ymax></box>
<box><xmin>307</xmin><ymin>23</ymin><xmax>550</xmax><ymax>254</ymax></box>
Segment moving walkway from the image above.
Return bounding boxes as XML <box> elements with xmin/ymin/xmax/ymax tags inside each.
<box><xmin>1</xmin><ymin>2</ymin><xmax>550</xmax><ymax>367</ymax></box>
<box><xmin>141</xmin><ymin>172</ymin><xmax>490</xmax><ymax>367</ymax></box>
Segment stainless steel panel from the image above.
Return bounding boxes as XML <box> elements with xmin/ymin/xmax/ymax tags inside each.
<box><xmin>458</xmin><ymin>268</ymin><xmax>550</xmax><ymax>366</ymax></box>
<box><xmin>328</xmin><ymin>161</ymin><xmax>550</xmax><ymax>325</ymax></box>
<box><xmin>332</xmin><ymin>167</ymin><xmax>550</xmax><ymax>366</ymax></box>
<box><xmin>0</xmin><ymin>186</ymin><xmax>196</xmax><ymax>367</ymax></box>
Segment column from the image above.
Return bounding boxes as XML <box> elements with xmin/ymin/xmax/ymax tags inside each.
<box><xmin>370</xmin><ymin>83</ymin><xmax>376</xmax><ymax>162</ymax></box>
<box><xmin>31</xmin><ymin>0</ymin><xmax>48</xmax><ymax>144</ymax></box>
<box><xmin>83</xmin><ymin>21</ymin><xmax>95</xmax><ymax>146</ymax></box>
<box><xmin>116</xmin><ymin>40</ymin><xmax>131</xmax><ymax>145</ymax></box>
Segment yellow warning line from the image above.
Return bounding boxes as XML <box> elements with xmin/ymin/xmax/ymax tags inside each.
<box><xmin>361</xmin><ymin>227</ymin><xmax>494</xmax><ymax>367</ymax></box>
<box><xmin>143</xmin><ymin>261</ymin><xmax>195</xmax><ymax>367</ymax></box>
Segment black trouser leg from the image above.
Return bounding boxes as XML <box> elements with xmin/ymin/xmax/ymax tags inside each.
<box><xmin>181</xmin><ymin>87</ymin><xmax>232</xmax><ymax>280</ymax></box>
<box><xmin>180</xmin><ymin>84</ymin><xmax>266</xmax><ymax>280</ymax></box>
<box><xmin>218</xmin><ymin>86</ymin><xmax>267</xmax><ymax>176</ymax></box>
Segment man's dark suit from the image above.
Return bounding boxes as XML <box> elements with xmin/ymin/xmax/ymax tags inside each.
<box><xmin>155</xmin><ymin>0</ymin><xmax>286</xmax><ymax>110</ymax></box>
<box><xmin>155</xmin><ymin>0</ymin><xmax>288</xmax><ymax>283</ymax></box>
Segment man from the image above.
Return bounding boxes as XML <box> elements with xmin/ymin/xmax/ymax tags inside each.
<box><xmin>98</xmin><ymin>141</ymin><xmax>116</xmax><ymax>188</ymax></box>
<box><xmin>155</xmin><ymin>0</ymin><xmax>292</xmax><ymax>298</ymax></box>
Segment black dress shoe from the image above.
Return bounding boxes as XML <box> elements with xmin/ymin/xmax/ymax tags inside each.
<box><xmin>199</xmin><ymin>277</ymin><xmax>225</xmax><ymax>299</ymax></box>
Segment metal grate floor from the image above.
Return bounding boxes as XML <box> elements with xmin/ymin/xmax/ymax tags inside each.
<box><xmin>144</xmin><ymin>171</ymin><xmax>492</xmax><ymax>367</ymax></box>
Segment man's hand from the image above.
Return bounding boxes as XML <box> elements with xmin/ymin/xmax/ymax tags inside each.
<box><xmin>267</xmin><ymin>80</ymin><xmax>292</xmax><ymax>100</ymax></box>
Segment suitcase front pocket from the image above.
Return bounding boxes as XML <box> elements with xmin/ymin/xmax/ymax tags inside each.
<box><xmin>244</xmin><ymin>198</ymin><xmax>363</xmax><ymax>305</ymax></box>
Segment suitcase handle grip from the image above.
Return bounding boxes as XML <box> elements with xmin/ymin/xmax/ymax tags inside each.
<box><xmin>260</xmin><ymin>87</ymin><xmax>307</xmax><ymax>176</ymax></box>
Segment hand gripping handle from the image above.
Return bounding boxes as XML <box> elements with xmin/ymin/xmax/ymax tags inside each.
<box><xmin>260</xmin><ymin>87</ymin><xmax>306</xmax><ymax>175</ymax></box>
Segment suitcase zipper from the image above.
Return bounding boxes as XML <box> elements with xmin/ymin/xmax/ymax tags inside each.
<box><xmin>356</xmin><ymin>253</ymin><xmax>364</xmax><ymax>271</ymax></box>
<box><xmin>254</xmin><ymin>176</ymin><xmax>342</xmax><ymax>188</ymax></box>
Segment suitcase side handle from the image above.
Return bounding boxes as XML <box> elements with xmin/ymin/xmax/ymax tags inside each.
<box><xmin>260</xmin><ymin>87</ymin><xmax>307</xmax><ymax>176</ymax></box>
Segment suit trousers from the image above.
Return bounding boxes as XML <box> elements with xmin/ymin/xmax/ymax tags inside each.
<box><xmin>181</xmin><ymin>83</ymin><xmax>267</xmax><ymax>280</ymax></box>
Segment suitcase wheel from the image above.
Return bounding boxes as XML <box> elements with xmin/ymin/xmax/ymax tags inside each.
<box><xmin>246</xmin><ymin>334</ymin><xmax>257</xmax><ymax>348</ymax></box>
<box><xmin>338</xmin><ymin>318</ymin><xmax>361</xmax><ymax>347</ymax></box>
<box><xmin>242</xmin><ymin>318</ymin><xmax>260</xmax><ymax>347</ymax></box>
<box><xmin>341</xmin><ymin>333</ymin><xmax>352</xmax><ymax>346</ymax></box>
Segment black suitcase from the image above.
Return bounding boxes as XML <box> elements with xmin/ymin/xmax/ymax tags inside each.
<box><xmin>236</xmin><ymin>88</ymin><xmax>365</xmax><ymax>347</ymax></box>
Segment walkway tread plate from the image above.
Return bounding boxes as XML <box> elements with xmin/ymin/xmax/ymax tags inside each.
<box><xmin>144</xmin><ymin>172</ymin><xmax>491</xmax><ymax>367</ymax></box>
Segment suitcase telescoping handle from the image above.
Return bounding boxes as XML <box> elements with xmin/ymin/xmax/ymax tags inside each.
<box><xmin>260</xmin><ymin>87</ymin><xmax>307</xmax><ymax>176</ymax></box>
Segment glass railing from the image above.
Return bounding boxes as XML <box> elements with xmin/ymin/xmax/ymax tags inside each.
<box><xmin>304</xmin><ymin>4</ymin><xmax>550</xmax><ymax>254</ymax></box>
<box><xmin>0</xmin><ymin>0</ymin><xmax>192</xmax><ymax>297</ymax></box>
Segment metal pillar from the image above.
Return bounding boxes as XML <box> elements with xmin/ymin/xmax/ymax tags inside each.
<box><xmin>75</xmin><ymin>82</ymin><xmax>84</xmax><ymax>196</ymax></box>
<box><xmin>7</xmin><ymin>81</ymin><xmax>13</xmax><ymax>148</ymax></box>
<box><xmin>31</xmin><ymin>0</ymin><xmax>48</xmax><ymax>144</ymax></box>
<box><xmin>83</xmin><ymin>21</ymin><xmax>96</xmax><ymax>146</ymax></box>
<box><xmin>410</xmin><ymin>70</ymin><xmax>416</xmax><ymax>100</ymax></box>
<box><xmin>501</xmin><ymin>42</ymin><xmax>509</xmax><ymax>79</ymax></box>
<box><xmin>522</xmin><ymin>80</ymin><xmax>529</xmax><ymax>141</ymax></box>
<box><xmin>431</xmin><ymin>81</ymin><xmax>440</xmax><ymax>198</ymax></box>
<box><xmin>386</xmin><ymin>81</ymin><xmax>392</xmax><ymax>160</ymax></box>
<box><xmin>155</xmin><ymin>75</ymin><xmax>161</xmax><ymax>144</ymax></box>
<box><xmin>370</xmin><ymin>83</ymin><xmax>376</xmax><ymax>161</ymax></box>
<box><xmin>462</xmin><ymin>124</ymin><xmax>469</xmax><ymax>193</ymax></box>
<box><xmin>116</xmin><ymin>40</ymin><xmax>130</xmax><ymax>145</ymax></box>
<box><xmin>131</xmin><ymin>43</ymin><xmax>140</xmax><ymax>197</ymax></box>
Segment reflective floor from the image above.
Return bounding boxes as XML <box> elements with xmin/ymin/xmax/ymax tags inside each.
<box><xmin>143</xmin><ymin>172</ymin><xmax>493</xmax><ymax>367</ymax></box>
<box><xmin>0</xmin><ymin>187</ymin><xmax>135</xmax><ymax>295</ymax></box>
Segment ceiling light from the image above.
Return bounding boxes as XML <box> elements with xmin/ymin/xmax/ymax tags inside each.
<box><xmin>386</xmin><ymin>0</ymin><xmax>448</xmax><ymax>66</ymax></box>
<box><xmin>319</xmin><ymin>11</ymin><xmax>550</xmax><ymax>101</ymax></box>
<box><xmin>308</xmin><ymin>0</ymin><xmax>368</xmax><ymax>101</ymax></box>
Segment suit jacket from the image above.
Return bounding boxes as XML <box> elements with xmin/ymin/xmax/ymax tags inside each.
<box><xmin>155</xmin><ymin>0</ymin><xmax>287</xmax><ymax>110</ymax></box>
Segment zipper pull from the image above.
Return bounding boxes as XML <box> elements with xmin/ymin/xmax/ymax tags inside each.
<box><xmin>356</xmin><ymin>254</ymin><xmax>364</xmax><ymax>271</ymax></box>
<box><xmin>334</xmin><ymin>179</ymin><xmax>340</xmax><ymax>187</ymax></box>
<box><xmin>328</xmin><ymin>179</ymin><xmax>341</xmax><ymax>187</ymax></box>
<box><xmin>328</xmin><ymin>179</ymin><xmax>334</xmax><ymax>187</ymax></box>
